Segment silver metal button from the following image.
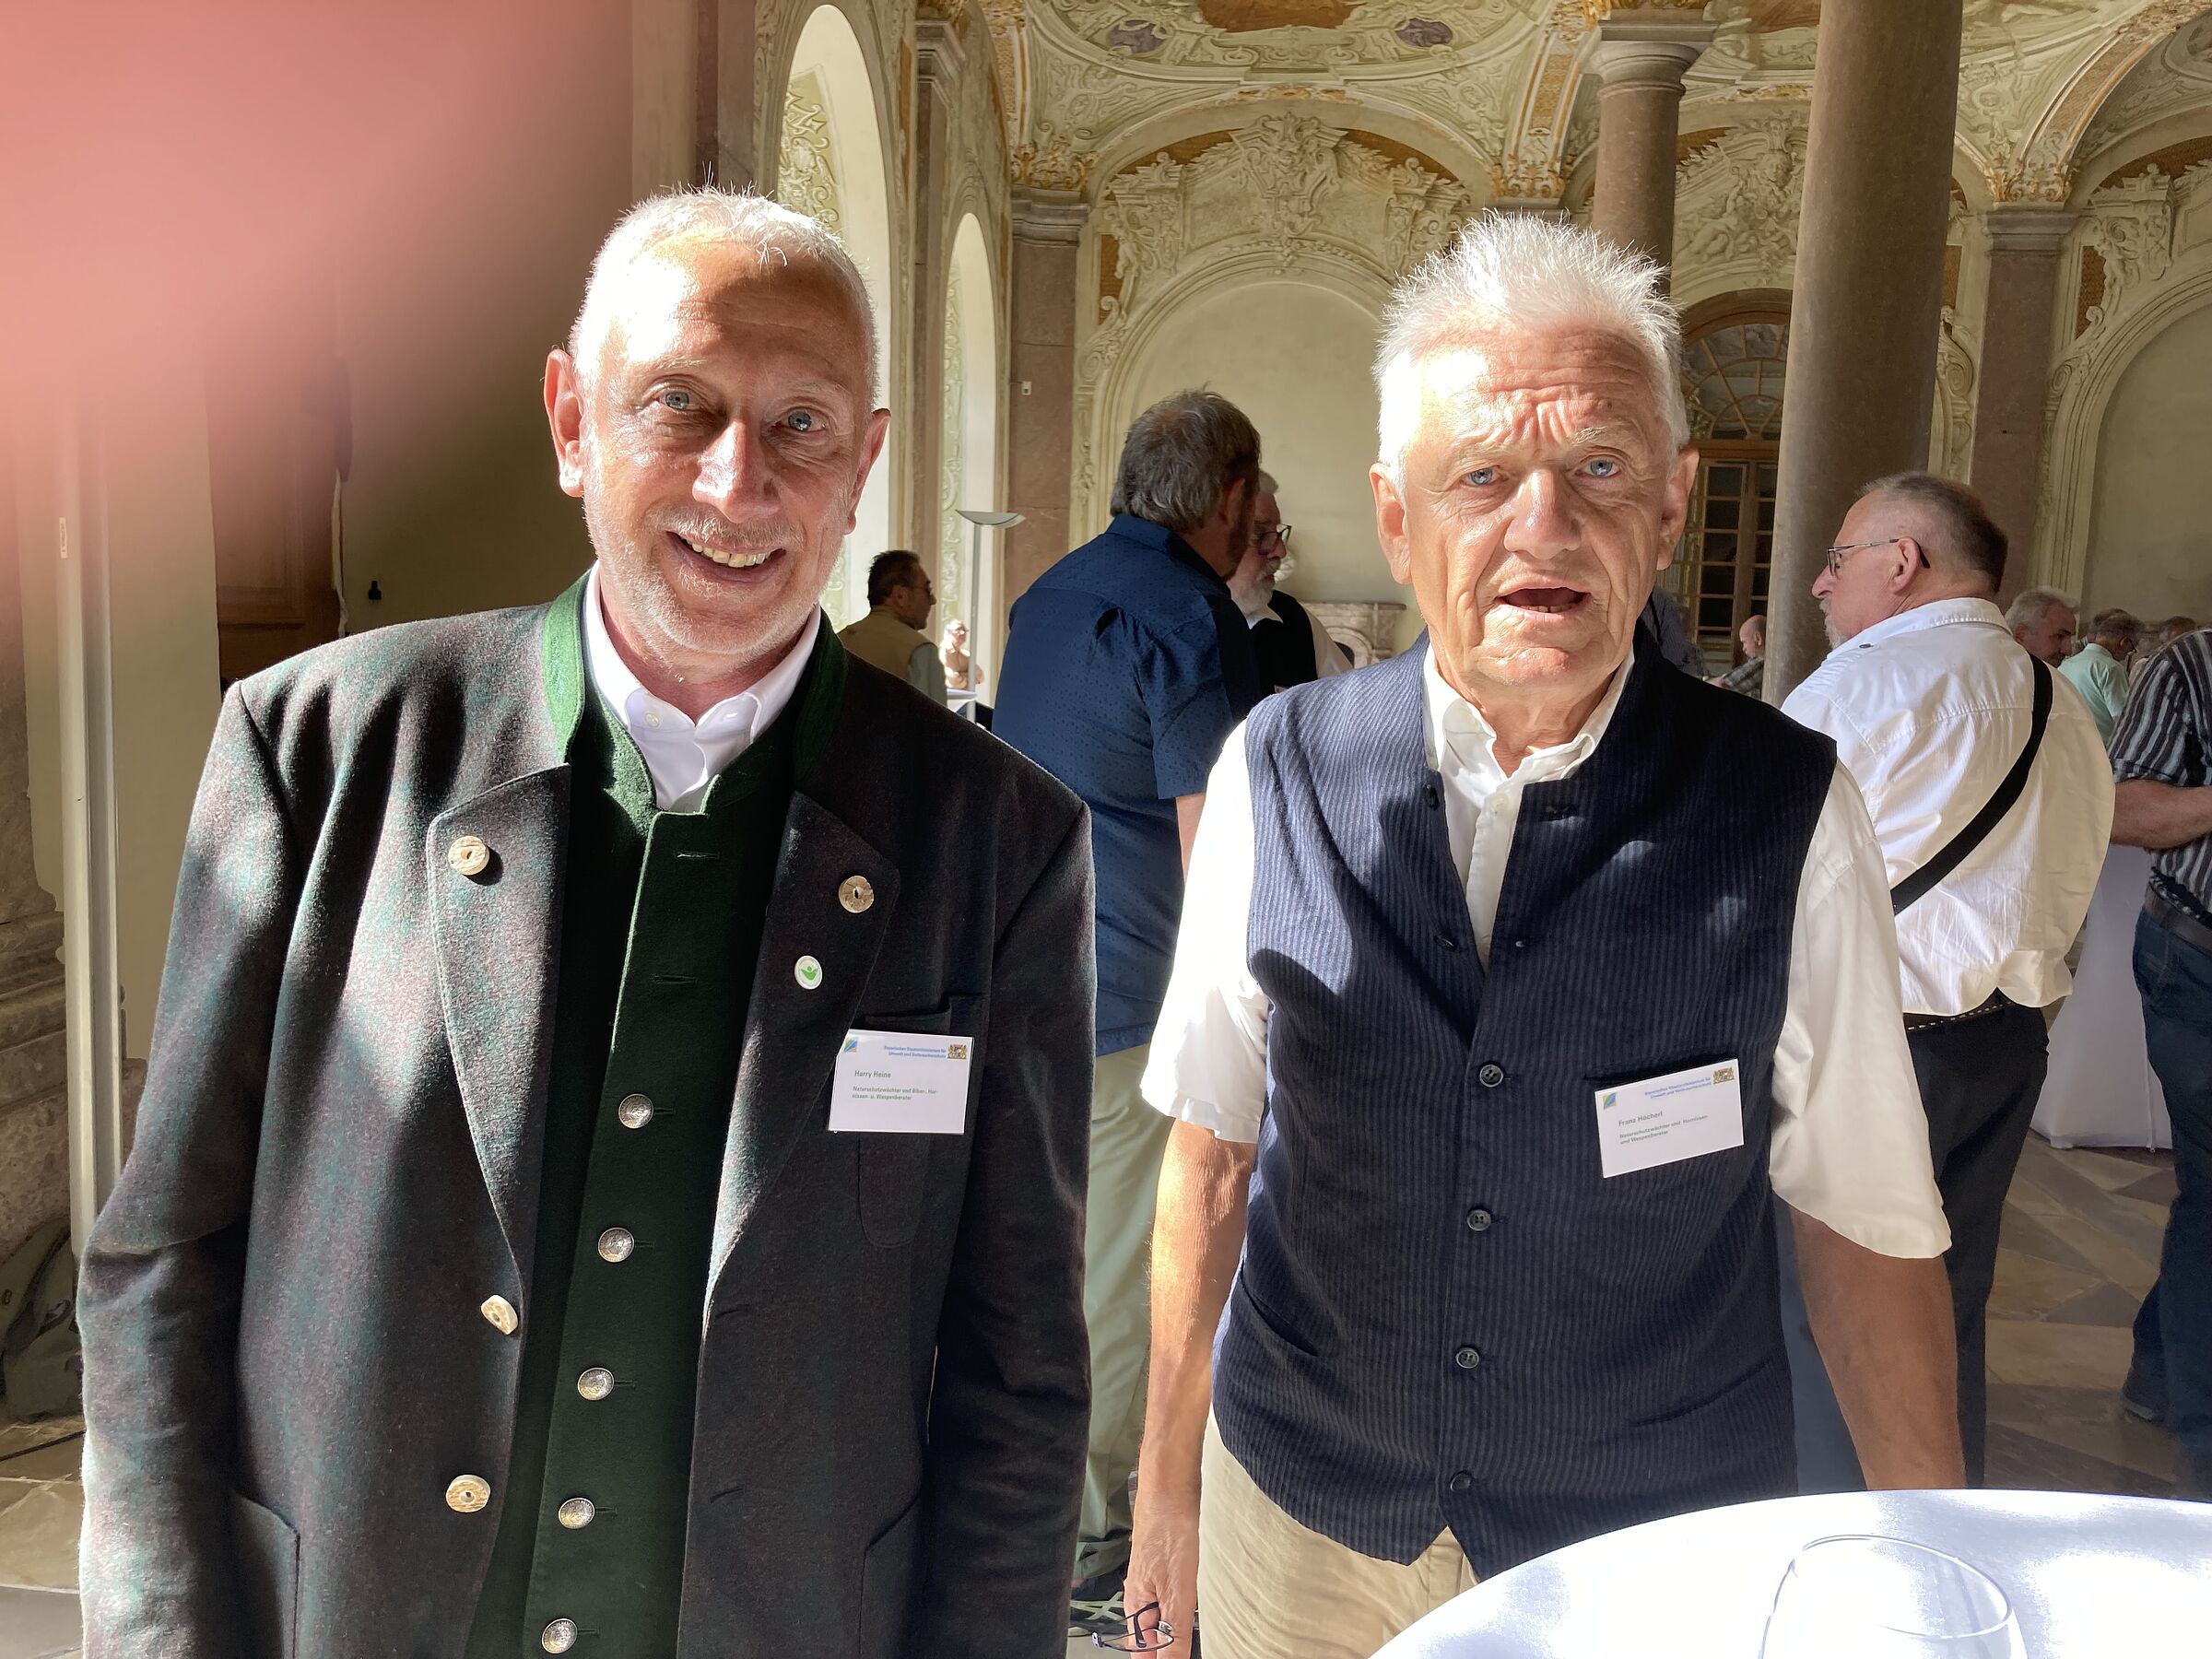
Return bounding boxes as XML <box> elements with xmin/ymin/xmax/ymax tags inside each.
<box><xmin>618</xmin><ymin>1093</ymin><xmax>653</xmax><ymax>1129</ymax></box>
<box><xmin>541</xmin><ymin>1618</ymin><xmax>578</xmax><ymax>1653</ymax></box>
<box><xmin>445</xmin><ymin>1474</ymin><xmax>491</xmax><ymax>1513</ymax></box>
<box><xmin>480</xmin><ymin>1295</ymin><xmax>520</xmax><ymax>1335</ymax></box>
<box><xmin>557</xmin><ymin>1496</ymin><xmax>596</xmax><ymax>1530</ymax></box>
<box><xmin>576</xmin><ymin>1367</ymin><xmax>615</xmax><ymax>1401</ymax></box>
<box><xmin>596</xmin><ymin>1228</ymin><xmax>635</xmax><ymax>1264</ymax></box>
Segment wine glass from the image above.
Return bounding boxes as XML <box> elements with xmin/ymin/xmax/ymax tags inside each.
<box><xmin>1759</xmin><ymin>1535</ymin><xmax>2027</xmax><ymax>1658</ymax></box>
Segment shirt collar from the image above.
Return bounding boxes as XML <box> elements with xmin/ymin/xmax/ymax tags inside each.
<box><xmin>1111</xmin><ymin>513</ymin><xmax>1230</xmax><ymax>592</ymax></box>
<box><xmin>1839</xmin><ymin>595</ymin><xmax>2006</xmax><ymax>652</ymax></box>
<box><xmin>582</xmin><ymin>563</ymin><xmax>818</xmax><ymax>768</ymax></box>
<box><xmin>1420</xmin><ymin>643</ymin><xmax>1634</xmax><ymax>787</ymax></box>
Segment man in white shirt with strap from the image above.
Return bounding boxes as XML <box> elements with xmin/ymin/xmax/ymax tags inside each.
<box><xmin>1117</xmin><ymin>217</ymin><xmax>1960</xmax><ymax>1659</ymax></box>
<box><xmin>1781</xmin><ymin>472</ymin><xmax>2112</xmax><ymax>1489</ymax></box>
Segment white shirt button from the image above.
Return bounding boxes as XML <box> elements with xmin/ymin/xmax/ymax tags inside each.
<box><xmin>597</xmin><ymin>1228</ymin><xmax>635</xmax><ymax>1264</ymax></box>
<box><xmin>576</xmin><ymin>1367</ymin><xmax>615</xmax><ymax>1401</ymax></box>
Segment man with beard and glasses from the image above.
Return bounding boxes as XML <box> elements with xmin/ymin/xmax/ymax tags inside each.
<box><xmin>76</xmin><ymin>188</ymin><xmax>1093</xmax><ymax>1659</ymax></box>
<box><xmin>994</xmin><ymin>388</ymin><xmax>1265</xmax><ymax>1639</ymax></box>
<box><xmin>1120</xmin><ymin>216</ymin><xmax>1961</xmax><ymax>1659</ymax></box>
<box><xmin>1227</xmin><ymin>472</ymin><xmax>1351</xmax><ymax>695</ymax></box>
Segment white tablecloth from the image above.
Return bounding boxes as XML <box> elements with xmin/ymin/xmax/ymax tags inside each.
<box><xmin>2034</xmin><ymin>844</ymin><xmax>2171</xmax><ymax>1150</ymax></box>
<box><xmin>1373</xmin><ymin>1489</ymin><xmax>2212</xmax><ymax>1658</ymax></box>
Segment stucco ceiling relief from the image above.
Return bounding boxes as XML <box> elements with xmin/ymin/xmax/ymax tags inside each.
<box><xmin>1671</xmin><ymin>120</ymin><xmax>1806</xmax><ymax>303</ymax></box>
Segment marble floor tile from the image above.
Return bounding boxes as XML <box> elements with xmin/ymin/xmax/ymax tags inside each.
<box><xmin>1985</xmin><ymin>1383</ymin><xmax>2178</xmax><ymax>1483</ymax></box>
<box><xmin>0</xmin><ymin>1436</ymin><xmax>82</xmax><ymax>1482</ymax></box>
<box><xmin>1985</xmin><ymin>1320</ymin><xmax>2137</xmax><ymax>1390</ymax></box>
<box><xmin>2116</xmin><ymin>1167</ymin><xmax>2179</xmax><ymax>1206</ymax></box>
<box><xmin>2042</xmin><ymin>1279</ymin><xmax>2149</xmax><ymax>1329</ymax></box>
<box><xmin>0</xmin><ymin>1583</ymin><xmax>81</xmax><ymax>1658</ymax></box>
<box><xmin>0</xmin><ymin>1478</ymin><xmax>82</xmax><ymax>1592</ymax></box>
<box><xmin>2053</xmin><ymin>1147</ymin><xmax>2169</xmax><ymax>1194</ymax></box>
<box><xmin>2030</xmin><ymin>1209</ymin><xmax>2161</xmax><ymax>1295</ymax></box>
<box><xmin>1994</xmin><ymin>1207</ymin><xmax>2104</xmax><ymax>1277</ymax></box>
<box><xmin>1986</xmin><ymin>1248</ymin><xmax>2103</xmax><ymax>1321</ymax></box>
<box><xmin>0</xmin><ymin>1418</ymin><xmax>83</xmax><ymax>1464</ymax></box>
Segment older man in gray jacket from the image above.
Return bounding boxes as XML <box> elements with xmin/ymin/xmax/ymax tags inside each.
<box><xmin>76</xmin><ymin>189</ymin><xmax>1092</xmax><ymax>1659</ymax></box>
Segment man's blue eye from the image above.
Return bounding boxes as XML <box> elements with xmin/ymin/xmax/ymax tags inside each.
<box><xmin>787</xmin><ymin>409</ymin><xmax>819</xmax><ymax>433</ymax></box>
<box><xmin>661</xmin><ymin>390</ymin><xmax>692</xmax><ymax>412</ymax></box>
<box><xmin>1465</xmin><ymin>467</ymin><xmax>1497</xmax><ymax>487</ymax></box>
<box><xmin>1587</xmin><ymin>457</ymin><xmax>1620</xmax><ymax>477</ymax></box>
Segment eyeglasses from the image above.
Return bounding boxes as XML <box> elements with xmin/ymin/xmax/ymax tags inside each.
<box><xmin>1253</xmin><ymin>524</ymin><xmax>1293</xmax><ymax>553</ymax></box>
<box><xmin>1822</xmin><ymin>536</ymin><xmax>1902</xmax><ymax>578</ymax></box>
<box><xmin>1091</xmin><ymin>1603</ymin><xmax>1176</xmax><ymax>1651</ymax></box>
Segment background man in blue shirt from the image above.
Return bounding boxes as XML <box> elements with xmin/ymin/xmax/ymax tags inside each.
<box><xmin>994</xmin><ymin>389</ymin><xmax>1265</xmax><ymax>1636</ymax></box>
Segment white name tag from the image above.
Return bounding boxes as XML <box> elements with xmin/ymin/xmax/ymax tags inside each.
<box><xmin>1594</xmin><ymin>1059</ymin><xmax>1747</xmax><ymax>1178</ymax></box>
<box><xmin>829</xmin><ymin>1030</ymin><xmax>974</xmax><ymax>1135</ymax></box>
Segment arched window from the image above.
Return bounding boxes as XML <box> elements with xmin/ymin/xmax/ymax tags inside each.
<box><xmin>1666</xmin><ymin>306</ymin><xmax>1788</xmax><ymax>672</ymax></box>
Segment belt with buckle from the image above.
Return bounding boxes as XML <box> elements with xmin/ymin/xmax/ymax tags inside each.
<box><xmin>1903</xmin><ymin>990</ymin><xmax>2013</xmax><ymax>1032</ymax></box>
<box><xmin>2147</xmin><ymin>885</ymin><xmax>2212</xmax><ymax>957</ymax></box>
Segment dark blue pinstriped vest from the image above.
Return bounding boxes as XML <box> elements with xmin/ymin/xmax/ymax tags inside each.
<box><xmin>1217</xmin><ymin>634</ymin><xmax>1835</xmax><ymax>1576</ymax></box>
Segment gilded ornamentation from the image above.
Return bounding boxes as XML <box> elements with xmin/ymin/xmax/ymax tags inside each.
<box><xmin>2077</xmin><ymin>164</ymin><xmax>2180</xmax><ymax>330</ymax></box>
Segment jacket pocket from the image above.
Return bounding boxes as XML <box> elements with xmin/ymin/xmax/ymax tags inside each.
<box><xmin>857</xmin><ymin>1488</ymin><xmax>924</xmax><ymax>1659</ymax></box>
<box><xmin>852</xmin><ymin>995</ymin><xmax>980</xmax><ymax>1248</ymax></box>
<box><xmin>229</xmin><ymin>1488</ymin><xmax>299</xmax><ymax>1659</ymax></box>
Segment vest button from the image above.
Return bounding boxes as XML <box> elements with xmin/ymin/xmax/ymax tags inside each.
<box><xmin>1435</xmin><ymin>933</ymin><xmax>1459</xmax><ymax>952</ymax></box>
<box><xmin>597</xmin><ymin>1227</ymin><xmax>636</xmax><ymax>1264</ymax></box>
<box><xmin>541</xmin><ymin>1618</ymin><xmax>579</xmax><ymax>1653</ymax></box>
<box><xmin>1447</xmin><ymin>1471</ymin><xmax>1475</xmax><ymax>1494</ymax></box>
<box><xmin>444</xmin><ymin>1474</ymin><xmax>490</xmax><ymax>1513</ymax></box>
<box><xmin>576</xmin><ymin>1367</ymin><xmax>615</xmax><ymax>1401</ymax></box>
<box><xmin>1454</xmin><ymin>1346</ymin><xmax>1482</xmax><ymax>1370</ymax></box>
<box><xmin>1477</xmin><ymin>1063</ymin><xmax>1505</xmax><ymax>1088</ymax></box>
<box><xmin>617</xmin><ymin>1093</ymin><xmax>654</xmax><ymax>1129</ymax></box>
<box><xmin>479</xmin><ymin>1295</ymin><xmax>520</xmax><ymax>1335</ymax></box>
<box><xmin>1465</xmin><ymin>1207</ymin><xmax>1493</xmax><ymax>1233</ymax></box>
<box><xmin>557</xmin><ymin>1496</ymin><xmax>596</xmax><ymax>1530</ymax></box>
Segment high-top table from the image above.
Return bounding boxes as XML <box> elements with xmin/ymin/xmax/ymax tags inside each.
<box><xmin>1372</xmin><ymin>1489</ymin><xmax>2212</xmax><ymax>1658</ymax></box>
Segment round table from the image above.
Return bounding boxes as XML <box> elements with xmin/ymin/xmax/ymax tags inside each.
<box><xmin>1372</xmin><ymin>1490</ymin><xmax>2212</xmax><ymax>1657</ymax></box>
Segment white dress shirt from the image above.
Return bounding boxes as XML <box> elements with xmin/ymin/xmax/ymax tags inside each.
<box><xmin>1782</xmin><ymin>598</ymin><xmax>2113</xmax><ymax>1018</ymax></box>
<box><xmin>582</xmin><ymin>565</ymin><xmax>818</xmax><ymax>812</ymax></box>
<box><xmin>1142</xmin><ymin>650</ymin><xmax>1952</xmax><ymax>1259</ymax></box>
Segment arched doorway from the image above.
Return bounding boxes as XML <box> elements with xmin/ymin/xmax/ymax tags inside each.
<box><xmin>1667</xmin><ymin>301</ymin><xmax>1789</xmax><ymax>672</ymax></box>
<box><xmin>939</xmin><ymin>213</ymin><xmax>1004</xmax><ymax>677</ymax></box>
<box><xmin>776</xmin><ymin>3</ymin><xmax>895</xmax><ymax>624</ymax></box>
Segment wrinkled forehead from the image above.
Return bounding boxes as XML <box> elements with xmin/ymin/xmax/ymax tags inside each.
<box><xmin>1413</xmin><ymin>327</ymin><xmax>1668</xmax><ymax>445</ymax></box>
<box><xmin>599</xmin><ymin>237</ymin><xmax>871</xmax><ymax>389</ymax></box>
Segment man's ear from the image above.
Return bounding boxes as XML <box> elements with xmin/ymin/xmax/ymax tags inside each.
<box><xmin>1372</xmin><ymin>463</ymin><xmax>1413</xmax><ymax>585</ymax></box>
<box><xmin>1216</xmin><ymin>476</ymin><xmax>1250</xmax><ymax>533</ymax></box>
<box><xmin>1655</xmin><ymin>444</ymin><xmax>1699</xmax><ymax>573</ymax></box>
<box><xmin>545</xmin><ymin>350</ymin><xmax>587</xmax><ymax>499</ymax></box>
<box><xmin>1891</xmin><ymin>536</ymin><xmax>1925</xmax><ymax>594</ymax></box>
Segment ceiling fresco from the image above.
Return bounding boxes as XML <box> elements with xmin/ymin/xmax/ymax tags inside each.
<box><xmin>971</xmin><ymin>0</ymin><xmax>2212</xmax><ymax>207</ymax></box>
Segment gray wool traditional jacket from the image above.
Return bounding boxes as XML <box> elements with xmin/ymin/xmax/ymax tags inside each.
<box><xmin>76</xmin><ymin>585</ymin><xmax>1095</xmax><ymax>1659</ymax></box>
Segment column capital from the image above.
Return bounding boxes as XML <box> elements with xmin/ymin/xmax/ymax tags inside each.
<box><xmin>1590</xmin><ymin>8</ymin><xmax>1715</xmax><ymax>92</ymax></box>
<box><xmin>1980</xmin><ymin>203</ymin><xmax>2079</xmax><ymax>255</ymax></box>
<box><xmin>915</xmin><ymin>14</ymin><xmax>967</xmax><ymax>85</ymax></box>
<box><xmin>1012</xmin><ymin>185</ymin><xmax>1088</xmax><ymax>244</ymax></box>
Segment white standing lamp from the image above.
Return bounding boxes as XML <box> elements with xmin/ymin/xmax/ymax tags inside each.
<box><xmin>953</xmin><ymin>509</ymin><xmax>1022</xmax><ymax>689</ymax></box>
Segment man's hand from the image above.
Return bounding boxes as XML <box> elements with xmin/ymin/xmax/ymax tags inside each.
<box><xmin>1124</xmin><ymin>1121</ymin><xmax>1257</xmax><ymax>1653</ymax></box>
<box><xmin>1791</xmin><ymin>1206</ymin><xmax>1966</xmax><ymax>1488</ymax></box>
<box><xmin>2112</xmin><ymin>778</ymin><xmax>2212</xmax><ymax>851</ymax></box>
<box><xmin>1123</xmin><ymin>1486</ymin><xmax>1201</xmax><ymax>1652</ymax></box>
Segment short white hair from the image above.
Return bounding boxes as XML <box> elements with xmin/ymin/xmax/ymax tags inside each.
<box><xmin>2004</xmin><ymin>585</ymin><xmax>2077</xmax><ymax>631</ymax></box>
<box><xmin>1374</xmin><ymin>214</ymin><xmax>1688</xmax><ymax>482</ymax></box>
<box><xmin>570</xmin><ymin>186</ymin><xmax>879</xmax><ymax>403</ymax></box>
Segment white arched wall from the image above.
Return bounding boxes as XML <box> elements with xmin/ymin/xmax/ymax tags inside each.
<box><xmin>1109</xmin><ymin>273</ymin><xmax>1394</xmax><ymax>619</ymax></box>
<box><xmin>945</xmin><ymin>212</ymin><xmax>1005</xmax><ymax>676</ymax></box>
<box><xmin>784</xmin><ymin>3</ymin><xmax>895</xmax><ymax>622</ymax></box>
<box><xmin>2083</xmin><ymin>298</ymin><xmax>2212</xmax><ymax>618</ymax></box>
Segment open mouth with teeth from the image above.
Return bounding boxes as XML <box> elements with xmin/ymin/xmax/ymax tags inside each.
<box><xmin>1497</xmin><ymin>584</ymin><xmax>1590</xmax><ymax>618</ymax></box>
<box><xmin>667</xmin><ymin>529</ymin><xmax>785</xmax><ymax>576</ymax></box>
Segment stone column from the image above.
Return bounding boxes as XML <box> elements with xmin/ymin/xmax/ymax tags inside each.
<box><xmin>904</xmin><ymin>18</ymin><xmax>965</xmax><ymax>562</ymax></box>
<box><xmin>0</xmin><ymin>422</ymin><xmax>71</xmax><ymax>1261</ymax></box>
<box><xmin>1587</xmin><ymin>6</ymin><xmax>1715</xmax><ymax>276</ymax></box>
<box><xmin>1970</xmin><ymin>206</ymin><xmax>2077</xmax><ymax>598</ymax></box>
<box><xmin>1003</xmin><ymin>186</ymin><xmax>1088</xmax><ymax>606</ymax></box>
<box><xmin>698</xmin><ymin>0</ymin><xmax>759</xmax><ymax>189</ymax></box>
<box><xmin>1766</xmin><ymin>0</ymin><xmax>1966</xmax><ymax>699</ymax></box>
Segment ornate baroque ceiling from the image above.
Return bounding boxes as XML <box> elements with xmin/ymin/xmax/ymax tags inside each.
<box><xmin>963</xmin><ymin>0</ymin><xmax>2212</xmax><ymax>204</ymax></box>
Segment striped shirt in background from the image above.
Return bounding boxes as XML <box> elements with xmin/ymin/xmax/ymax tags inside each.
<box><xmin>2112</xmin><ymin>627</ymin><xmax>2212</xmax><ymax>914</ymax></box>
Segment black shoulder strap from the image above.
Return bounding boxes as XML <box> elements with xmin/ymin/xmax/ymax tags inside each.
<box><xmin>1892</xmin><ymin>655</ymin><xmax>2053</xmax><ymax>915</ymax></box>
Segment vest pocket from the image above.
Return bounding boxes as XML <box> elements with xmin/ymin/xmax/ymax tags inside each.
<box><xmin>229</xmin><ymin>1488</ymin><xmax>300</xmax><ymax>1659</ymax></box>
<box><xmin>857</xmin><ymin>1487</ymin><xmax>924</xmax><ymax>1657</ymax></box>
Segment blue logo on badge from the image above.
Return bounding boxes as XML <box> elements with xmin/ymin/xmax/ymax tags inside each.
<box><xmin>842</xmin><ymin>1037</ymin><xmax>860</xmax><ymax>1053</ymax></box>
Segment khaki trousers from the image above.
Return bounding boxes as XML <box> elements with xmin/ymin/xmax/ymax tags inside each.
<box><xmin>1076</xmin><ymin>1043</ymin><xmax>1173</xmax><ymax>1581</ymax></box>
<box><xmin>1198</xmin><ymin>1416</ymin><xmax>1477</xmax><ymax>1659</ymax></box>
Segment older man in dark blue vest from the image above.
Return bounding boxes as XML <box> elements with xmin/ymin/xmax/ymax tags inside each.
<box><xmin>1119</xmin><ymin>217</ymin><xmax>1964</xmax><ymax>1659</ymax></box>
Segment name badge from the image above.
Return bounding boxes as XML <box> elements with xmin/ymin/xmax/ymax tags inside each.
<box><xmin>1594</xmin><ymin>1059</ymin><xmax>1746</xmax><ymax>1178</ymax></box>
<box><xmin>829</xmin><ymin>1030</ymin><xmax>974</xmax><ymax>1135</ymax></box>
